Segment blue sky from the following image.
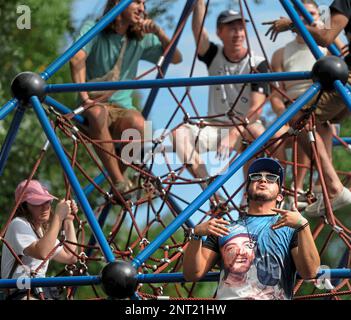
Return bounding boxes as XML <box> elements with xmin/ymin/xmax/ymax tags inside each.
<box><xmin>69</xmin><ymin>0</ymin><xmax>336</xmax><ymax>218</ymax></box>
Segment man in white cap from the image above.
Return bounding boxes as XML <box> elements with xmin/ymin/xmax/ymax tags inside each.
<box><xmin>172</xmin><ymin>1</ymin><xmax>269</xmax><ymax>205</ymax></box>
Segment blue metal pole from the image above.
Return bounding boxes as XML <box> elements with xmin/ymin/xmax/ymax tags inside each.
<box><xmin>132</xmin><ymin>83</ymin><xmax>321</xmax><ymax>268</ymax></box>
<box><xmin>136</xmin><ymin>272</ymin><xmax>219</xmax><ymax>284</ymax></box>
<box><xmin>44</xmin><ymin>96</ymin><xmax>85</xmax><ymax>125</ymax></box>
<box><xmin>291</xmin><ymin>0</ymin><xmax>340</xmax><ymax>56</ymax></box>
<box><xmin>40</xmin><ymin>0</ymin><xmax>134</xmax><ymax>80</ymax></box>
<box><xmin>142</xmin><ymin>0</ymin><xmax>196</xmax><ymax>118</ymax></box>
<box><xmin>30</xmin><ymin>96</ymin><xmax>115</xmax><ymax>263</ymax></box>
<box><xmin>46</xmin><ymin>72</ymin><xmax>312</xmax><ymax>94</ymax></box>
<box><xmin>0</xmin><ymin>104</ymin><xmax>26</xmax><ymax>176</ymax></box>
<box><xmin>280</xmin><ymin>0</ymin><xmax>324</xmax><ymax>60</ymax></box>
<box><xmin>1</xmin><ymin>267</ymin><xmax>350</xmax><ymax>289</ymax></box>
<box><xmin>83</xmin><ymin>172</ymin><xmax>108</xmax><ymax>197</ymax></box>
<box><xmin>334</xmin><ymin>80</ymin><xmax>351</xmax><ymax>112</ymax></box>
<box><xmin>0</xmin><ymin>98</ymin><xmax>18</xmax><ymax>121</ymax></box>
<box><xmin>167</xmin><ymin>195</ymin><xmax>195</xmax><ymax>229</ymax></box>
<box><xmin>135</xmin><ymin>269</ymin><xmax>351</xmax><ymax>283</ymax></box>
<box><xmin>0</xmin><ymin>276</ymin><xmax>101</xmax><ymax>289</ymax></box>
<box><xmin>85</xmin><ymin>202</ymin><xmax>113</xmax><ymax>258</ymax></box>
<box><xmin>333</xmin><ymin>137</ymin><xmax>351</xmax><ymax>146</ymax></box>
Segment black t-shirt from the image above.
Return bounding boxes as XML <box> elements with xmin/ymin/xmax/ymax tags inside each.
<box><xmin>198</xmin><ymin>42</ymin><xmax>270</xmax><ymax>96</ymax></box>
<box><xmin>330</xmin><ymin>0</ymin><xmax>351</xmax><ymax>36</ymax></box>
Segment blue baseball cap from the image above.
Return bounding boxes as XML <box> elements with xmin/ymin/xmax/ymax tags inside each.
<box><xmin>247</xmin><ymin>158</ymin><xmax>284</xmax><ymax>187</ymax></box>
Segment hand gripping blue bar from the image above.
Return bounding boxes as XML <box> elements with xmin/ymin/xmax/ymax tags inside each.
<box><xmin>291</xmin><ymin>0</ymin><xmax>340</xmax><ymax>56</ymax></box>
<box><xmin>44</xmin><ymin>96</ymin><xmax>85</xmax><ymax>124</ymax></box>
<box><xmin>280</xmin><ymin>0</ymin><xmax>324</xmax><ymax>60</ymax></box>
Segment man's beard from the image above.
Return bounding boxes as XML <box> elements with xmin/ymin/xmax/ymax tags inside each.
<box><xmin>247</xmin><ymin>189</ymin><xmax>276</xmax><ymax>202</ymax></box>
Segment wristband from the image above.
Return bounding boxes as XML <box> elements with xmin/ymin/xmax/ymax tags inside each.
<box><xmin>184</xmin><ymin>228</ymin><xmax>201</xmax><ymax>241</ymax></box>
<box><xmin>288</xmin><ymin>22</ymin><xmax>296</xmax><ymax>32</ymax></box>
<box><xmin>296</xmin><ymin>221</ymin><xmax>310</xmax><ymax>233</ymax></box>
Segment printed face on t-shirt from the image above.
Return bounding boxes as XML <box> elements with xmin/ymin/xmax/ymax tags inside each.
<box><xmin>221</xmin><ymin>235</ymin><xmax>255</xmax><ymax>274</ymax></box>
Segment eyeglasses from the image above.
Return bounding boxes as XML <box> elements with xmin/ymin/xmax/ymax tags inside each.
<box><xmin>248</xmin><ymin>173</ymin><xmax>280</xmax><ymax>184</ymax></box>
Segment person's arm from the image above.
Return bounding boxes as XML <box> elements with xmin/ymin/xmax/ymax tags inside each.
<box><xmin>264</xmin><ymin>13</ymin><xmax>348</xmax><ymax>47</ymax></box>
<box><xmin>271</xmin><ymin>48</ymin><xmax>288</xmax><ymax>117</ymax></box>
<box><xmin>141</xmin><ymin>19</ymin><xmax>182</xmax><ymax>64</ymax></box>
<box><xmin>192</xmin><ymin>0</ymin><xmax>210</xmax><ymax>57</ymax></box>
<box><xmin>271</xmin><ymin>208</ymin><xmax>320</xmax><ymax>279</ymax></box>
<box><xmin>334</xmin><ymin>36</ymin><xmax>346</xmax><ymax>53</ymax></box>
<box><xmin>183</xmin><ymin>242</ymin><xmax>219</xmax><ymax>282</ymax></box>
<box><xmin>23</xmin><ymin>200</ymin><xmax>72</xmax><ymax>261</ymax></box>
<box><xmin>183</xmin><ymin>218</ymin><xmax>229</xmax><ymax>282</ymax></box>
<box><xmin>247</xmin><ymin>91</ymin><xmax>266</xmax><ymax>123</ymax></box>
<box><xmin>70</xmin><ymin>50</ymin><xmax>94</xmax><ymax>105</ymax></box>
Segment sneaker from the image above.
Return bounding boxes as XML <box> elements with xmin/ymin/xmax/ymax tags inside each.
<box><xmin>287</xmin><ymin>189</ymin><xmax>309</xmax><ymax>211</ymax></box>
<box><xmin>113</xmin><ymin>179</ymin><xmax>133</xmax><ymax>204</ymax></box>
<box><xmin>304</xmin><ymin>187</ymin><xmax>351</xmax><ymax>217</ymax></box>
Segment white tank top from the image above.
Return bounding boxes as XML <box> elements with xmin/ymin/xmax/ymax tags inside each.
<box><xmin>207</xmin><ymin>44</ymin><xmax>265</xmax><ymax>122</ymax></box>
<box><xmin>283</xmin><ymin>39</ymin><xmax>327</xmax><ymax>99</ymax></box>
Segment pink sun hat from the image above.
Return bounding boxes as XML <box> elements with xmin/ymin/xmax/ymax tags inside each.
<box><xmin>15</xmin><ymin>180</ymin><xmax>58</xmax><ymax>205</ymax></box>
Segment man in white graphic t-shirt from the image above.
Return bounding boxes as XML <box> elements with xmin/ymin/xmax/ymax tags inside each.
<box><xmin>172</xmin><ymin>1</ymin><xmax>269</xmax><ymax>205</ymax></box>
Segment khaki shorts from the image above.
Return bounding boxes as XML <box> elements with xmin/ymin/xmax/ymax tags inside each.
<box><xmin>82</xmin><ymin>102</ymin><xmax>138</xmax><ymax>135</ymax></box>
<box><xmin>302</xmin><ymin>73</ymin><xmax>351</xmax><ymax>123</ymax></box>
<box><xmin>106</xmin><ymin>103</ymin><xmax>130</xmax><ymax>128</ymax></box>
<box><xmin>182</xmin><ymin>120</ymin><xmax>265</xmax><ymax>154</ymax></box>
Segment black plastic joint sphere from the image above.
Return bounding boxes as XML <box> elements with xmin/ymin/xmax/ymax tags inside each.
<box><xmin>11</xmin><ymin>72</ymin><xmax>46</xmax><ymax>103</ymax></box>
<box><xmin>312</xmin><ymin>56</ymin><xmax>349</xmax><ymax>91</ymax></box>
<box><xmin>101</xmin><ymin>261</ymin><xmax>138</xmax><ymax>299</ymax></box>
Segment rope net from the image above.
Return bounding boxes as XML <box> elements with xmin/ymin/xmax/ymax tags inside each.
<box><xmin>0</xmin><ymin>0</ymin><xmax>350</xmax><ymax>300</ymax></box>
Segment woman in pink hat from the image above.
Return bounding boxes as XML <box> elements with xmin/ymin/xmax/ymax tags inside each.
<box><xmin>1</xmin><ymin>180</ymin><xmax>78</xmax><ymax>299</ymax></box>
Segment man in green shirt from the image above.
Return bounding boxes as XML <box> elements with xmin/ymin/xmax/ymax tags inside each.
<box><xmin>70</xmin><ymin>0</ymin><xmax>182</xmax><ymax>201</ymax></box>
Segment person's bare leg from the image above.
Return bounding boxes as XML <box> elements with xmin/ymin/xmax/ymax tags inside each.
<box><xmin>172</xmin><ymin>125</ymin><xmax>210</xmax><ymax>189</ymax></box>
<box><xmin>295</xmin><ymin>139</ymin><xmax>310</xmax><ymax>191</ymax></box>
<box><xmin>311</xmin><ymin>121</ymin><xmax>334</xmax><ymax>191</ymax></box>
<box><xmin>316</xmin><ymin>121</ymin><xmax>334</xmax><ymax>160</ymax></box>
<box><xmin>269</xmin><ymin>124</ymin><xmax>289</xmax><ymax>164</ymax></box>
<box><xmin>298</xmin><ymin>125</ymin><xmax>343</xmax><ymax>200</ymax></box>
<box><xmin>112</xmin><ymin>110</ymin><xmax>146</xmax><ymax>170</ymax></box>
<box><xmin>84</xmin><ymin>105</ymin><xmax>125</xmax><ymax>184</ymax></box>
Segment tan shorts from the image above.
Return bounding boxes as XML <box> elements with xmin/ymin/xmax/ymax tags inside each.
<box><xmin>80</xmin><ymin>103</ymin><xmax>137</xmax><ymax>138</ymax></box>
<box><xmin>106</xmin><ymin>103</ymin><xmax>131</xmax><ymax>128</ymax></box>
<box><xmin>303</xmin><ymin>73</ymin><xmax>351</xmax><ymax>123</ymax></box>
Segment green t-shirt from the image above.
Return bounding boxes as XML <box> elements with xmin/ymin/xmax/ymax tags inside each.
<box><xmin>78</xmin><ymin>20</ymin><xmax>164</xmax><ymax>109</ymax></box>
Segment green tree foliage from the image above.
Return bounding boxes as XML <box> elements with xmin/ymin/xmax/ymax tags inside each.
<box><xmin>0</xmin><ymin>0</ymin><xmax>78</xmax><ymax>216</ymax></box>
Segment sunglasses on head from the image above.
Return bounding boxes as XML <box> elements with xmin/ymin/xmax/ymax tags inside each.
<box><xmin>248</xmin><ymin>173</ymin><xmax>280</xmax><ymax>184</ymax></box>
